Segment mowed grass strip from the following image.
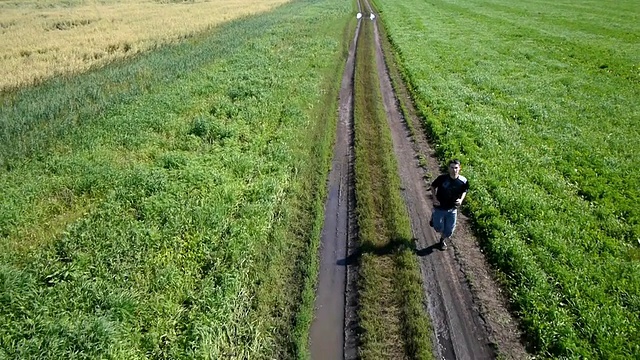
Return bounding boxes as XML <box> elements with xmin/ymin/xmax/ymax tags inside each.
<box><xmin>0</xmin><ymin>0</ymin><xmax>351</xmax><ymax>358</ymax></box>
<box><xmin>0</xmin><ymin>0</ymin><xmax>291</xmax><ymax>91</ymax></box>
<box><xmin>374</xmin><ymin>0</ymin><xmax>640</xmax><ymax>357</ymax></box>
<box><xmin>354</xmin><ymin>18</ymin><xmax>433</xmax><ymax>360</ymax></box>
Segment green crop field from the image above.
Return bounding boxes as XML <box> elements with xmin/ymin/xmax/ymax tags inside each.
<box><xmin>0</xmin><ymin>0</ymin><xmax>350</xmax><ymax>358</ymax></box>
<box><xmin>374</xmin><ymin>0</ymin><xmax>639</xmax><ymax>357</ymax></box>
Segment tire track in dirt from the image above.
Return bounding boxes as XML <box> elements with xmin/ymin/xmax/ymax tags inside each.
<box><xmin>309</xmin><ymin>3</ymin><xmax>361</xmax><ymax>359</ymax></box>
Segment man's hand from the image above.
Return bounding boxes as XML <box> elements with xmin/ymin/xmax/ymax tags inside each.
<box><xmin>455</xmin><ymin>198</ymin><xmax>462</xmax><ymax>207</ymax></box>
<box><xmin>433</xmin><ymin>199</ymin><xmax>440</xmax><ymax>207</ymax></box>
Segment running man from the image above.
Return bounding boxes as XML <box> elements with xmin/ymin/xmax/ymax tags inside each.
<box><xmin>430</xmin><ymin>159</ymin><xmax>469</xmax><ymax>250</ymax></box>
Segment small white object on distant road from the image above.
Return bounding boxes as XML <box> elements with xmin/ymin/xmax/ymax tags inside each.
<box><xmin>370</xmin><ymin>13</ymin><xmax>375</xmax><ymax>20</ymax></box>
<box><xmin>356</xmin><ymin>12</ymin><xmax>362</xmax><ymax>19</ymax></box>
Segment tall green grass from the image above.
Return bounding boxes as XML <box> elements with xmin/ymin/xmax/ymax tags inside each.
<box><xmin>374</xmin><ymin>0</ymin><xmax>640</xmax><ymax>357</ymax></box>
<box><xmin>0</xmin><ymin>0</ymin><xmax>351</xmax><ymax>358</ymax></box>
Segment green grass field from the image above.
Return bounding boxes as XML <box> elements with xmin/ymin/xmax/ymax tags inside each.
<box><xmin>374</xmin><ymin>0</ymin><xmax>639</xmax><ymax>357</ymax></box>
<box><xmin>0</xmin><ymin>0</ymin><xmax>350</xmax><ymax>358</ymax></box>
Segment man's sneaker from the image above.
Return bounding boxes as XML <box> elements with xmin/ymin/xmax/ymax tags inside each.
<box><xmin>439</xmin><ymin>239</ymin><xmax>448</xmax><ymax>250</ymax></box>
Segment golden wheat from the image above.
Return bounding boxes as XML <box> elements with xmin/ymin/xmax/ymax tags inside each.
<box><xmin>0</xmin><ymin>0</ymin><xmax>290</xmax><ymax>91</ymax></box>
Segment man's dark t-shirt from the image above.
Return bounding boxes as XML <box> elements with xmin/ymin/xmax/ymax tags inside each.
<box><xmin>431</xmin><ymin>174</ymin><xmax>469</xmax><ymax>210</ymax></box>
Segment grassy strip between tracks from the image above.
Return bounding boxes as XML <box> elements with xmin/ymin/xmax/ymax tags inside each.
<box><xmin>354</xmin><ymin>18</ymin><xmax>433</xmax><ymax>360</ymax></box>
<box><xmin>0</xmin><ymin>0</ymin><xmax>350</xmax><ymax>358</ymax></box>
<box><xmin>374</xmin><ymin>0</ymin><xmax>640</xmax><ymax>357</ymax></box>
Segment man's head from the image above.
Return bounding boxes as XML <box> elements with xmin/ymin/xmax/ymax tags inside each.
<box><xmin>448</xmin><ymin>159</ymin><xmax>461</xmax><ymax>179</ymax></box>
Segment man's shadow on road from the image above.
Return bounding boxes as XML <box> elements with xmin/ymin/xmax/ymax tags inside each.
<box><xmin>337</xmin><ymin>239</ymin><xmax>441</xmax><ymax>265</ymax></box>
<box><xmin>415</xmin><ymin>242</ymin><xmax>441</xmax><ymax>257</ymax></box>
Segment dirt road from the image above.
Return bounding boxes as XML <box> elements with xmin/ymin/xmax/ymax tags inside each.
<box><xmin>370</xmin><ymin>15</ymin><xmax>494</xmax><ymax>359</ymax></box>
<box><xmin>310</xmin><ymin>0</ymin><xmax>529</xmax><ymax>358</ymax></box>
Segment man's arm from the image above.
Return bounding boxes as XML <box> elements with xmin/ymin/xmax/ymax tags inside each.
<box><xmin>455</xmin><ymin>191</ymin><xmax>467</xmax><ymax>207</ymax></box>
<box><xmin>432</xmin><ymin>187</ymin><xmax>440</xmax><ymax>206</ymax></box>
<box><xmin>455</xmin><ymin>179</ymin><xmax>469</xmax><ymax>206</ymax></box>
<box><xmin>431</xmin><ymin>175</ymin><xmax>443</xmax><ymax>207</ymax></box>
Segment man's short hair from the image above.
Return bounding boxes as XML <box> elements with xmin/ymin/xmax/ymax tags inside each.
<box><xmin>449</xmin><ymin>159</ymin><xmax>461</xmax><ymax>166</ymax></box>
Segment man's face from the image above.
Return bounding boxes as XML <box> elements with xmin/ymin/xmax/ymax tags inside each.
<box><xmin>448</xmin><ymin>163</ymin><xmax>460</xmax><ymax>178</ymax></box>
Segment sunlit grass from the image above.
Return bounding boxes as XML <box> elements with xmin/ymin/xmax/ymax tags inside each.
<box><xmin>0</xmin><ymin>0</ymin><xmax>350</xmax><ymax>357</ymax></box>
<box><xmin>0</xmin><ymin>0</ymin><xmax>291</xmax><ymax>91</ymax></box>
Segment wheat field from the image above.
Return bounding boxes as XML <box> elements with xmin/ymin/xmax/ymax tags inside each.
<box><xmin>0</xmin><ymin>0</ymin><xmax>290</xmax><ymax>91</ymax></box>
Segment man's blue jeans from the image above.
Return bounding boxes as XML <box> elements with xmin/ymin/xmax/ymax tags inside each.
<box><xmin>432</xmin><ymin>207</ymin><xmax>457</xmax><ymax>238</ymax></box>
